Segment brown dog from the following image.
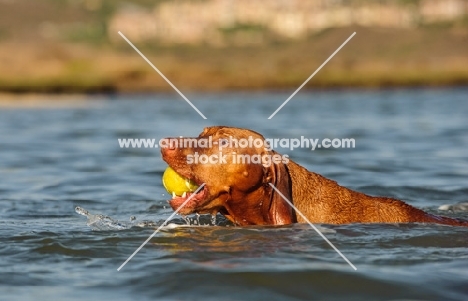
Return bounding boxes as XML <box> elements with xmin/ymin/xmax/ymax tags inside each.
<box><xmin>161</xmin><ymin>126</ymin><xmax>468</xmax><ymax>227</ymax></box>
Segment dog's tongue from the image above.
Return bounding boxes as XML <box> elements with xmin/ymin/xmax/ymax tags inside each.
<box><xmin>162</xmin><ymin>167</ymin><xmax>199</xmax><ymax>196</ymax></box>
<box><xmin>168</xmin><ymin>187</ymin><xmax>207</xmax><ymax>215</ymax></box>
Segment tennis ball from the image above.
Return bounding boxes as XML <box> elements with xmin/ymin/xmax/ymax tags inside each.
<box><xmin>162</xmin><ymin>166</ymin><xmax>199</xmax><ymax>196</ymax></box>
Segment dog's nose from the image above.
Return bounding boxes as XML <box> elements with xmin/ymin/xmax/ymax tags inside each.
<box><xmin>160</xmin><ymin>138</ymin><xmax>180</xmax><ymax>160</ymax></box>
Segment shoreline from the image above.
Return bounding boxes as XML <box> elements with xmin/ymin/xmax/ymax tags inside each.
<box><xmin>1</xmin><ymin>83</ymin><xmax>466</xmax><ymax>103</ymax></box>
<box><xmin>2</xmin><ymin>67</ymin><xmax>468</xmax><ymax>94</ymax></box>
<box><xmin>0</xmin><ymin>92</ymin><xmax>106</xmax><ymax>108</ymax></box>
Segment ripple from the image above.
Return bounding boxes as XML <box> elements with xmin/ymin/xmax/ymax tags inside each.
<box><xmin>1</xmin><ymin>90</ymin><xmax>468</xmax><ymax>299</ymax></box>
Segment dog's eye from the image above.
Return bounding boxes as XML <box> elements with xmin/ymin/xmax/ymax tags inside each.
<box><xmin>219</xmin><ymin>138</ymin><xmax>229</xmax><ymax>146</ymax></box>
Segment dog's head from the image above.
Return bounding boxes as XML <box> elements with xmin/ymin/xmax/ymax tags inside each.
<box><xmin>161</xmin><ymin>126</ymin><xmax>296</xmax><ymax>225</ymax></box>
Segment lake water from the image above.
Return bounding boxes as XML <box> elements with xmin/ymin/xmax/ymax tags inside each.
<box><xmin>1</xmin><ymin>88</ymin><xmax>467</xmax><ymax>300</ymax></box>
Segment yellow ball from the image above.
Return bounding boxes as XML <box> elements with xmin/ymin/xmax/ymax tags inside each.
<box><xmin>162</xmin><ymin>167</ymin><xmax>199</xmax><ymax>196</ymax></box>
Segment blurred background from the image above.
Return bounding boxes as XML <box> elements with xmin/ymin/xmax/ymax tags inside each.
<box><xmin>0</xmin><ymin>0</ymin><xmax>467</xmax><ymax>94</ymax></box>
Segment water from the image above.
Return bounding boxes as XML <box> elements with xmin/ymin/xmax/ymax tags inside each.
<box><xmin>1</xmin><ymin>88</ymin><xmax>467</xmax><ymax>300</ymax></box>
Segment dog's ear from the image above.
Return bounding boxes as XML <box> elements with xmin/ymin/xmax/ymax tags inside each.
<box><xmin>263</xmin><ymin>152</ymin><xmax>296</xmax><ymax>225</ymax></box>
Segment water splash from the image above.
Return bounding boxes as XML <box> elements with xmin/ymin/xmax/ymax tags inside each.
<box><xmin>181</xmin><ymin>215</ymin><xmax>190</xmax><ymax>225</ymax></box>
<box><xmin>75</xmin><ymin>206</ymin><xmax>226</xmax><ymax>230</ymax></box>
<box><xmin>438</xmin><ymin>202</ymin><xmax>468</xmax><ymax>212</ymax></box>
<box><xmin>75</xmin><ymin>206</ymin><xmax>157</xmax><ymax>230</ymax></box>
<box><xmin>211</xmin><ymin>214</ymin><xmax>216</xmax><ymax>226</ymax></box>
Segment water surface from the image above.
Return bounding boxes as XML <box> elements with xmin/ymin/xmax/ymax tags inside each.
<box><xmin>1</xmin><ymin>88</ymin><xmax>467</xmax><ymax>300</ymax></box>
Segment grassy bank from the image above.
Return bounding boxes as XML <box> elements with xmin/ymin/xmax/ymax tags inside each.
<box><xmin>1</xmin><ymin>27</ymin><xmax>468</xmax><ymax>93</ymax></box>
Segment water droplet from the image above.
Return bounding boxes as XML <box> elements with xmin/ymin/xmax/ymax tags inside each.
<box><xmin>211</xmin><ymin>214</ymin><xmax>216</xmax><ymax>226</ymax></box>
<box><xmin>75</xmin><ymin>206</ymin><xmax>89</xmax><ymax>217</ymax></box>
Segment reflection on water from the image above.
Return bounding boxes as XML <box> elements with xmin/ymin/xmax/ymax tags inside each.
<box><xmin>1</xmin><ymin>88</ymin><xmax>468</xmax><ymax>301</ymax></box>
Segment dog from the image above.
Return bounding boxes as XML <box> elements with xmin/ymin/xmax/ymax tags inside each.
<box><xmin>161</xmin><ymin>126</ymin><xmax>468</xmax><ymax>227</ymax></box>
